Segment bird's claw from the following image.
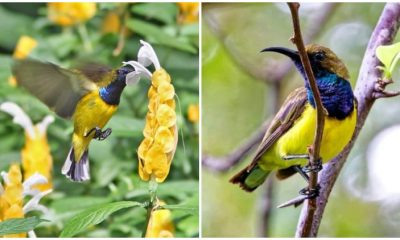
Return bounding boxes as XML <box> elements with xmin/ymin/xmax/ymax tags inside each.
<box><xmin>85</xmin><ymin>127</ymin><xmax>112</xmax><ymax>141</ymax></box>
<box><xmin>302</xmin><ymin>158</ymin><xmax>323</xmax><ymax>173</ymax></box>
<box><xmin>299</xmin><ymin>184</ymin><xmax>321</xmax><ymax>199</ymax></box>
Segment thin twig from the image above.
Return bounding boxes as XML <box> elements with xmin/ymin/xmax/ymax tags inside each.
<box><xmin>202</xmin><ymin>120</ymin><xmax>270</xmax><ymax>171</ymax></box>
<box><xmin>287</xmin><ymin>2</ymin><xmax>326</xmax><ymax>237</ymax></box>
<box><xmin>296</xmin><ymin>3</ymin><xmax>400</xmax><ymax>237</ymax></box>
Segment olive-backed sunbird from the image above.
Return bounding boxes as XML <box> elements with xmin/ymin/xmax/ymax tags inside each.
<box><xmin>12</xmin><ymin>59</ymin><xmax>135</xmax><ymax>182</ymax></box>
<box><xmin>230</xmin><ymin>44</ymin><xmax>357</xmax><ymax>194</ymax></box>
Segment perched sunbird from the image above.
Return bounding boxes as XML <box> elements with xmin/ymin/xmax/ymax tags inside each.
<box><xmin>230</xmin><ymin>44</ymin><xmax>357</xmax><ymax>197</ymax></box>
<box><xmin>12</xmin><ymin>60</ymin><xmax>135</xmax><ymax>182</ymax></box>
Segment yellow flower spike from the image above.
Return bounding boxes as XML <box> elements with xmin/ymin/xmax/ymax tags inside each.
<box><xmin>177</xmin><ymin>2</ymin><xmax>199</xmax><ymax>24</ymax></box>
<box><xmin>0</xmin><ymin>102</ymin><xmax>54</xmax><ymax>192</ymax></box>
<box><xmin>138</xmin><ymin>137</ymin><xmax>152</xmax><ymax>160</ymax></box>
<box><xmin>13</xmin><ymin>36</ymin><xmax>38</xmax><ymax>60</ymax></box>
<box><xmin>144</xmin><ymin>144</ymin><xmax>169</xmax><ymax>183</ymax></box>
<box><xmin>188</xmin><ymin>104</ymin><xmax>199</xmax><ymax>123</ymax></box>
<box><xmin>21</xmin><ymin>127</ymin><xmax>53</xmax><ymax>192</ymax></box>
<box><xmin>102</xmin><ymin>11</ymin><xmax>120</xmax><ymax>34</ymax></box>
<box><xmin>148</xmin><ymin>86</ymin><xmax>157</xmax><ymax>99</ymax></box>
<box><xmin>155</xmin><ymin>127</ymin><xmax>175</xmax><ymax>153</ymax></box>
<box><xmin>156</xmin><ymin>104</ymin><xmax>176</xmax><ymax>128</ymax></box>
<box><xmin>158</xmin><ymin>82</ymin><xmax>175</xmax><ymax>102</ymax></box>
<box><xmin>132</xmin><ymin>40</ymin><xmax>178</xmax><ymax>183</ymax></box>
<box><xmin>47</xmin><ymin>3</ymin><xmax>96</xmax><ymax>27</ymax></box>
<box><xmin>146</xmin><ymin>200</ymin><xmax>175</xmax><ymax>238</ymax></box>
<box><xmin>152</xmin><ymin>69</ymin><xmax>171</xmax><ymax>88</ymax></box>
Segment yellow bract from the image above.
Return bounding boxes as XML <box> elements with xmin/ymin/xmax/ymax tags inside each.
<box><xmin>138</xmin><ymin>69</ymin><xmax>178</xmax><ymax>183</ymax></box>
<box><xmin>145</xmin><ymin>200</ymin><xmax>175</xmax><ymax>238</ymax></box>
<box><xmin>0</xmin><ymin>165</ymin><xmax>26</xmax><ymax>238</ymax></box>
<box><xmin>48</xmin><ymin>3</ymin><xmax>96</xmax><ymax>27</ymax></box>
<box><xmin>102</xmin><ymin>11</ymin><xmax>120</xmax><ymax>34</ymax></box>
<box><xmin>21</xmin><ymin>127</ymin><xmax>53</xmax><ymax>192</ymax></box>
<box><xmin>9</xmin><ymin>36</ymin><xmax>38</xmax><ymax>87</ymax></box>
<box><xmin>177</xmin><ymin>2</ymin><xmax>199</xmax><ymax>24</ymax></box>
<box><xmin>188</xmin><ymin>104</ymin><xmax>199</xmax><ymax>123</ymax></box>
<box><xmin>13</xmin><ymin>36</ymin><xmax>38</xmax><ymax>60</ymax></box>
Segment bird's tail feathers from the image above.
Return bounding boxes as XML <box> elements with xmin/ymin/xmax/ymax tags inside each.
<box><xmin>230</xmin><ymin>164</ymin><xmax>270</xmax><ymax>192</ymax></box>
<box><xmin>62</xmin><ymin>147</ymin><xmax>90</xmax><ymax>182</ymax></box>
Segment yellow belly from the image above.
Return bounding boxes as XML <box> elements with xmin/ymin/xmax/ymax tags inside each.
<box><xmin>72</xmin><ymin>90</ymin><xmax>118</xmax><ymax>160</ymax></box>
<box><xmin>259</xmin><ymin>103</ymin><xmax>357</xmax><ymax>171</ymax></box>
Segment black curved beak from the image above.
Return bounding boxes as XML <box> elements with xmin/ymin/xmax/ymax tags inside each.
<box><xmin>261</xmin><ymin>47</ymin><xmax>300</xmax><ymax>62</ymax></box>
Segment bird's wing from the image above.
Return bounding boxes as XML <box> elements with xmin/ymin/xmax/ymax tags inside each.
<box><xmin>13</xmin><ymin>59</ymin><xmax>98</xmax><ymax>119</ymax></box>
<box><xmin>248</xmin><ymin>87</ymin><xmax>308</xmax><ymax>169</ymax></box>
<box><xmin>75</xmin><ymin>62</ymin><xmax>116</xmax><ymax>88</ymax></box>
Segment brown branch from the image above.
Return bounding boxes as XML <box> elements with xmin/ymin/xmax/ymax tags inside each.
<box><xmin>287</xmin><ymin>2</ymin><xmax>326</xmax><ymax>237</ymax></box>
<box><xmin>296</xmin><ymin>3</ymin><xmax>400</xmax><ymax>237</ymax></box>
<box><xmin>202</xmin><ymin>120</ymin><xmax>269</xmax><ymax>171</ymax></box>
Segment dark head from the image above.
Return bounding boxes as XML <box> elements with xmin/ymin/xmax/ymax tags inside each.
<box><xmin>261</xmin><ymin>44</ymin><xmax>349</xmax><ymax>80</ymax></box>
<box><xmin>116</xmin><ymin>64</ymin><xmax>135</xmax><ymax>84</ymax></box>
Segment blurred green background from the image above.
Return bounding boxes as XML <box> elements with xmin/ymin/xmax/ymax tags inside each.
<box><xmin>202</xmin><ymin>2</ymin><xmax>400</xmax><ymax>237</ymax></box>
<box><xmin>0</xmin><ymin>2</ymin><xmax>198</xmax><ymax>237</ymax></box>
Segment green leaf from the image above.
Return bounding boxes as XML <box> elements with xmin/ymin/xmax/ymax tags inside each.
<box><xmin>0</xmin><ymin>217</ymin><xmax>47</xmax><ymax>236</ymax></box>
<box><xmin>60</xmin><ymin>201</ymin><xmax>143</xmax><ymax>237</ymax></box>
<box><xmin>131</xmin><ymin>3</ymin><xmax>178</xmax><ymax>25</ymax></box>
<box><xmin>127</xmin><ymin>18</ymin><xmax>197</xmax><ymax>54</ymax></box>
<box><xmin>162</xmin><ymin>193</ymin><xmax>199</xmax><ymax>216</ymax></box>
<box><xmin>376</xmin><ymin>42</ymin><xmax>400</xmax><ymax>79</ymax></box>
<box><xmin>50</xmin><ymin>196</ymin><xmax>111</xmax><ymax>213</ymax></box>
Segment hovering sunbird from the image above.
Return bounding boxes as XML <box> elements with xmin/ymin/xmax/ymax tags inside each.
<box><xmin>230</xmin><ymin>44</ymin><xmax>357</xmax><ymax>198</ymax></box>
<box><xmin>13</xmin><ymin>59</ymin><xmax>136</xmax><ymax>182</ymax></box>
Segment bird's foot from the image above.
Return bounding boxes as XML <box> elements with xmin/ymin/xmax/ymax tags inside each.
<box><xmin>299</xmin><ymin>184</ymin><xmax>321</xmax><ymax>199</ymax></box>
<box><xmin>302</xmin><ymin>158</ymin><xmax>323</xmax><ymax>173</ymax></box>
<box><xmin>85</xmin><ymin>127</ymin><xmax>112</xmax><ymax>141</ymax></box>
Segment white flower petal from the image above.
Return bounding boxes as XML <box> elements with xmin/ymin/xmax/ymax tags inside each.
<box><xmin>36</xmin><ymin>115</ymin><xmax>55</xmax><ymax>135</ymax></box>
<box><xmin>138</xmin><ymin>40</ymin><xmax>161</xmax><ymax>70</ymax></box>
<box><xmin>28</xmin><ymin>230</ymin><xmax>37</xmax><ymax>238</ymax></box>
<box><xmin>0</xmin><ymin>102</ymin><xmax>35</xmax><ymax>138</ymax></box>
<box><xmin>125</xmin><ymin>72</ymin><xmax>141</xmax><ymax>86</ymax></box>
<box><xmin>23</xmin><ymin>189</ymin><xmax>52</xmax><ymax>214</ymax></box>
<box><xmin>123</xmin><ymin>61</ymin><xmax>152</xmax><ymax>86</ymax></box>
<box><xmin>23</xmin><ymin>173</ymin><xmax>48</xmax><ymax>189</ymax></box>
<box><xmin>1</xmin><ymin>171</ymin><xmax>9</xmax><ymax>185</ymax></box>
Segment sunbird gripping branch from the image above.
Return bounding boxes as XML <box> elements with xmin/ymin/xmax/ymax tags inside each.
<box><xmin>230</xmin><ymin>44</ymin><xmax>357</xmax><ymax>198</ymax></box>
<box><xmin>11</xmin><ymin>41</ymin><xmax>153</xmax><ymax>182</ymax></box>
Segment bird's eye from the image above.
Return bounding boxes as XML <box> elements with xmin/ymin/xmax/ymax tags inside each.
<box><xmin>314</xmin><ymin>51</ymin><xmax>325</xmax><ymax>61</ymax></box>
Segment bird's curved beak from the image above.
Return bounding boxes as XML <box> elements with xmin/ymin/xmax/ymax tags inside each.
<box><xmin>261</xmin><ymin>47</ymin><xmax>300</xmax><ymax>62</ymax></box>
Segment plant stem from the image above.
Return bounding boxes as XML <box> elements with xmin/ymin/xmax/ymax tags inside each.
<box><xmin>77</xmin><ymin>23</ymin><xmax>92</xmax><ymax>53</ymax></box>
<box><xmin>141</xmin><ymin>176</ymin><xmax>158</xmax><ymax>238</ymax></box>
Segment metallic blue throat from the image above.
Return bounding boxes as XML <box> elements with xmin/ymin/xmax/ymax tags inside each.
<box><xmin>99</xmin><ymin>80</ymin><xmax>126</xmax><ymax>105</ymax></box>
<box><xmin>305</xmin><ymin>71</ymin><xmax>354</xmax><ymax>120</ymax></box>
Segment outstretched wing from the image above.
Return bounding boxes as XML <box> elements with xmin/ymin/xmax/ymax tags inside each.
<box><xmin>13</xmin><ymin>59</ymin><xmax>97</xmax><ymax>119</ymax></box>
<box><xmin>247</xmin><ymin>87</ymin><xmax>308</xmax><ymax>169</ymax></box>
<box><xmin>75</xmin><ymin>62</ymin><xmax>116</xmax><ymax>88</ymax></box>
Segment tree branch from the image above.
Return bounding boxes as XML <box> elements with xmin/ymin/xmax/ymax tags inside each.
<box><xmin>296</xmin><ymin>3</ymin><xmax>400</xmax><ymax>237</ymax></box>
<box><xmin>202</xmin><ymin>120</ymin><xmax>270</xmax><ymax>171</ymax></box>
<box><xmin>287</xmin><ymin>3</ymin><xmax>326</xmax><ymax>237</ymax></box>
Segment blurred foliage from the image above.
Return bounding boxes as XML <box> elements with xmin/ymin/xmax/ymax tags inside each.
<box><xmin>0</xmin><ymin>2</ymin><xmax>198</xmax><ymax>237</ymax></box>
<box><xmin>202</xmin><ymin>2</ymin><xmax>400</xmax><ymax>237</ymax></box>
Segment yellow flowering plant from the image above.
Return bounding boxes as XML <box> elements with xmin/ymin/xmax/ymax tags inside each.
<box><xmin>47</xmin><ymin>3</ymin><xmax>96</xmax><ymax>27</ymax></box>
<box><xmin>177</xmin><ymin>2</ymin><xmax>199</xmax><ymax>24</ymax></box>
<box><xmin>145</xmin><ymin>200</ymin><xmax>174</xmax><ymax>238</ymax></box>
<box><xmin>0</xmin><ymin>164</ymin><xmax>51</xmax><ymax>237</ymax></box>
<box><xmin>124</xmin><ymin>40</ymin><xmax>178</xmax><ymax>184</ymax></box>
<box><xmin>0</xmin><ymin>102</ymin><xmax>54</xmax><ymax>191</ymax></box>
